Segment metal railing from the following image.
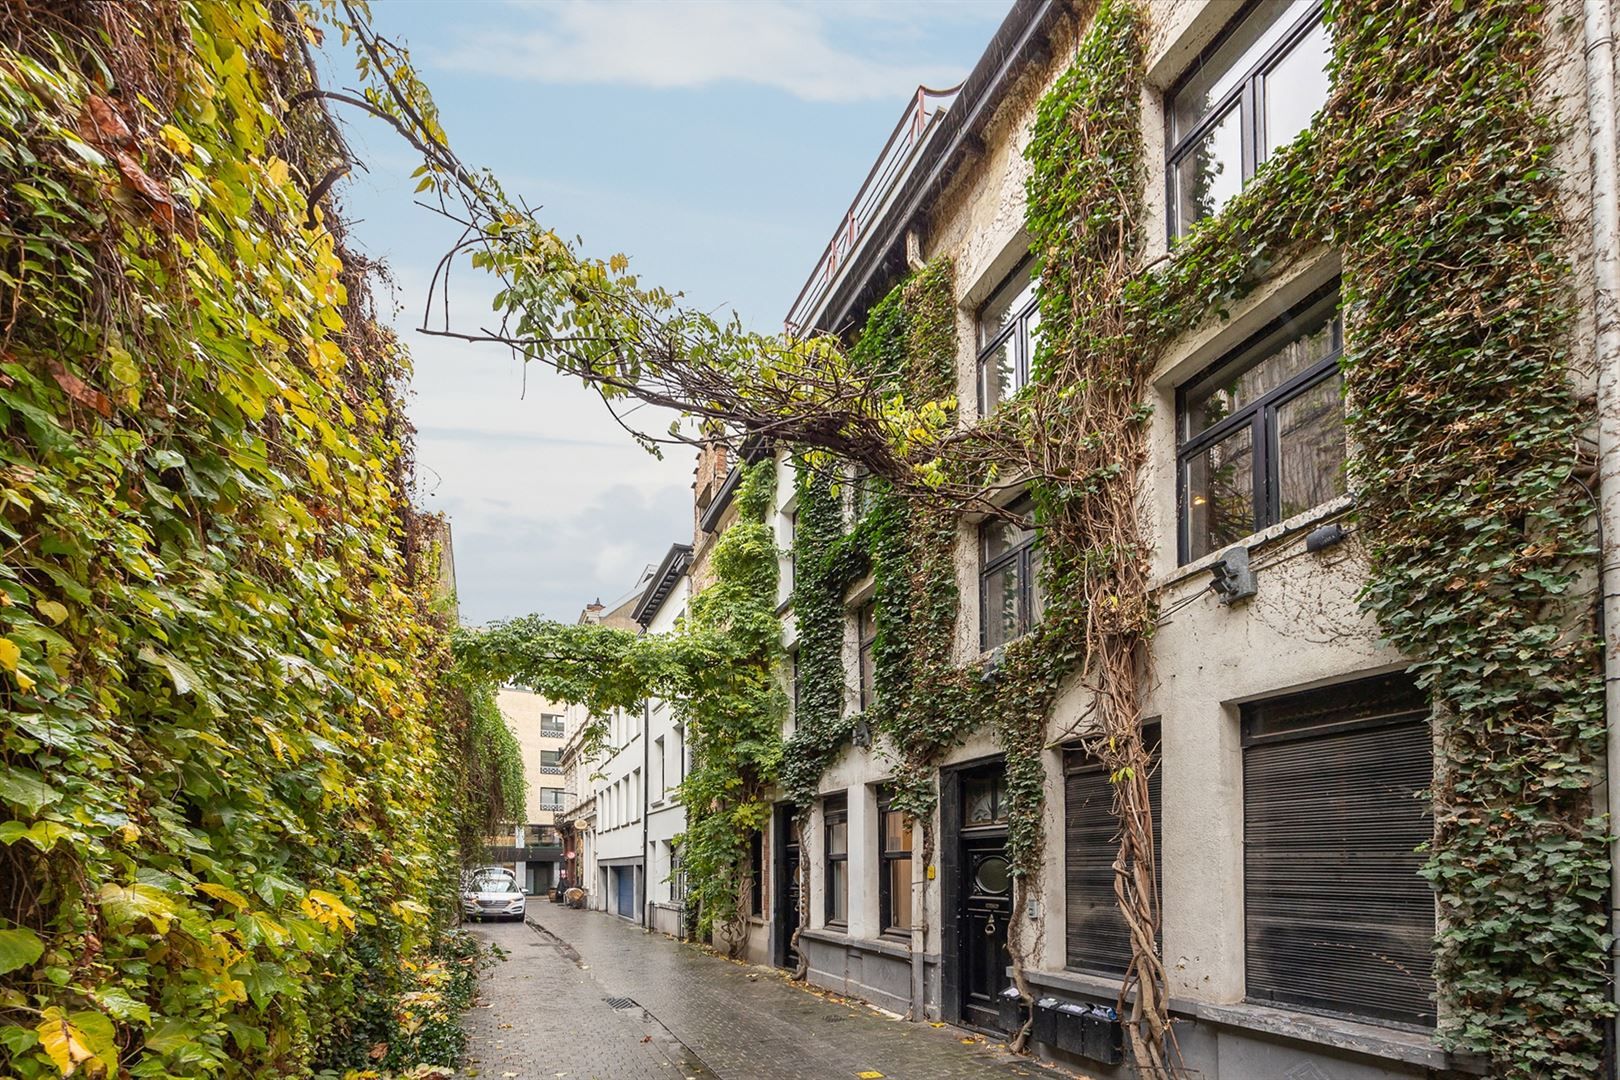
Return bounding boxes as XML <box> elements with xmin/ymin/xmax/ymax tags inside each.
<box><xmin>783</xmin><ymin>84</ymin><xmax>960</xmax><ymax>337</ymax></box>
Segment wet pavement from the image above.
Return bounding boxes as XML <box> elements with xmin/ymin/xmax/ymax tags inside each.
<box><xmin>462</xmin><ymin>905</ymin><xmax>1078</xmax><ymax>1080</ymax></box>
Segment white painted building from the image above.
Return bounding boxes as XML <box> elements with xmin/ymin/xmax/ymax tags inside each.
<box><xmin>632</xmin><ymin>544</ymin><xmax>693</xmax><ymax>936</ymax></box>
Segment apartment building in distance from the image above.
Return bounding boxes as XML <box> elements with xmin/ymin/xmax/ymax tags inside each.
<box><xmin>485</xmin><ymin>686</ymin><xmax>568</xmax><ymax>896</ymax></box>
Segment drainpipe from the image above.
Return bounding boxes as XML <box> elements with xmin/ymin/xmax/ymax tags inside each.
<box><xmin>1582</xmin><ymin>0</ymin><xmax>1620</xmax><ymax>1071</ymax></box>
<box><xmin>643</xmin><ymin>700</ymin><xmax>651</xmax><ymax>930</ymax></box>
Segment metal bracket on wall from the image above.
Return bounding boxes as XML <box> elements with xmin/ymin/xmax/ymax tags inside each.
<box><xmin>1209</xmin><ymin>545</ymin><xmax>1258</xmax><ymax>605</ymax></box>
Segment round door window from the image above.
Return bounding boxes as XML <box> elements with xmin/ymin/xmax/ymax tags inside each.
<box><xmin>974</xmin><ymin>855</ymin><xmax>1010</xmax><ymax>895</ymax></box>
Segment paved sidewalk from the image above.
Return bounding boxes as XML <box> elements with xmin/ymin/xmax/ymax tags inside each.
<box><xmin>462</xmin><ymin>906</ymin><xmax>1078</xmax><ymax>1080</ymax></box>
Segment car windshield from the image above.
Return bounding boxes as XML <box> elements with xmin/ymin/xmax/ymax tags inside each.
<box><xmin>471</xmin><ymin>874</ymin><xmax>516</xmax><ymax>893</ymax></box>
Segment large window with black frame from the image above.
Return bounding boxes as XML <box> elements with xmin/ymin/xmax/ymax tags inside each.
<box><xmin>877</xmin><ymin>791</ymin><xmax>913</xmax><ymax>937</ymax></box>
<box><xmin>1177</xmin><ymin>284</ymin><xmax>1345</xmax><ymax>563</ymax></box>
<box><xmin>979</xmin><ymin>494</ymin><xmax>1043</xmax><ymax>651</ymax></box>
<box><xmin>1167</xmin><ymin>0</ymin><xmax>1331</xmax><ymax>240</ymax></box>
<box><xmin>1242</xmin><ymin>672</ymin><xmax>1436</xmax><ymax>1027</ymax></box>
<box><xmin>976</xmin><ymin>260</ymin><xmax>1040</xmax><ymax>415</ymax></box>
<box><xmin>856</xmin><ymin>602</ymin><xmax>877</xmax><ymax>710</ymax></box>
<box><xmin>1063</xmin><ymin>727</ymin><xmax>1161</xmax><ymax>976</ymax></box>
<box><xmin>824</xmin><ymin>794</ymin><xmax>849</xmax><ymax>927</ymax></box>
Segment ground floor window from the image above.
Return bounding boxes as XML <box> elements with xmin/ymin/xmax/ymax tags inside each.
<box><xmin>877</xmin><ymin>792</ymin><xmax>912</xmax><ymax>936</ymax></box>
<box><xmin>1242</xmin><ymin>672</ymin><xmax>1435</xmax><ymax>1027</ymax></box>
<box><xmin>748</xmin><ymin>829</ymin><xmax>765</xmax><ymax>917</ymax></box>
<box><xmin>824</xmin><ymin>794</ymin><xmax>848</xmax><ymax>926</ymax></box>
<box><xmin>1063</xmin><ymin>728</ymin><xmax>1161</xmax><ymax>976</ymax></box>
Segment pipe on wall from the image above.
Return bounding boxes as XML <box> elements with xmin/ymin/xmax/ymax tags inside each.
<box><xmin>1582</xmin><ymin>1</ymin><xmax>1620</xmax><ymax>1072</ymax></box>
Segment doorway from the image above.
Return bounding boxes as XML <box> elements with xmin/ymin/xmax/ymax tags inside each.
<box><xmin>942</xmin><ymin>759</ymin><xmax>1011</xmax><ymax>1031</ymax></box>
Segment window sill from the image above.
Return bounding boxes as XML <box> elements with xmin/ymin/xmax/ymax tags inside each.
<box><xmin>1192</xmin><ymin>1002</ymin><xmax>1483</xmax><ymax>1074</ymax></box>
<box><xmin>1151</xmin><ymin>493</ymin><xmax>1354</xmax><ymax>594</ymax></box>
<box><xmin>799</xmin><ymin>925</ymin><xmax>925</xmax><ymax>963</ymax></box>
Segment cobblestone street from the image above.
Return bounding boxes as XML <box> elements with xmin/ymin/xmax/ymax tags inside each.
<box><xmin>463</xmin><ymin>906</ymin><xmax>1076</xmax><ymax>1080</ymax></box>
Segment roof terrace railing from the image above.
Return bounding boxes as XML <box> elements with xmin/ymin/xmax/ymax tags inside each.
<box><xmin>783</xmin><ymin>83</ymin><xmax>961</xmax><ymax>338</ymax></box>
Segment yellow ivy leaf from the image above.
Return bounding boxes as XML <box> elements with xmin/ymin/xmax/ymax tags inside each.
<box><xmin>301</xmin><ymin>889</ymin><xmax>355</xmax><ymax>933</ymax></box>
<box><xmin>158</xmin><ymin>123</ymin><xmax>193</xmax><ymax>158</ymax></box>
<box><xmin>98</xmin><ymin>883</ymin><xmax>176</xmax><ymax>936</ymax></box>
<box><xmin>0</xmin><ymin>639</ymin><xmax>19</xmax><ymax>672</ymax></box>
<box><xmin>36</xmin><ymin>599</ymin><xmax>68</xmax><ymax>625</ymax></box>
<box><xmin>197</xmin><ymin>883</ymin><xmax>249</xmax><ymax>911</ymax></box>
<box><xmin>36</xmin><ymin>1007</ymin><xmax>115</xmax><ymax>1077</ymax></box>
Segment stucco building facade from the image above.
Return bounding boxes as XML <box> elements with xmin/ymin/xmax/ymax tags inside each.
<box><xmin>674</xmin><ymin>1</ymin><xmax>1620</xmax><ymax>1077</ymax></box>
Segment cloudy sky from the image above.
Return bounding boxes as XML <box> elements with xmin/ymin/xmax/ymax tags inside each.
<box><xmin>330</xmin><ymin>0</ymin><xmax>1008</xmax><ymax>625</ymax></box>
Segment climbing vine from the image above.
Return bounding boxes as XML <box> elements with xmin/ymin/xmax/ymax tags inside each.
<box><xmin>674</xmin><ymin>461</ymin><xmax>786</xmax><ymax>953</ymax></box>
<box><xmin>0</xmin><ymin>2</ymin><xmax>505</xmax><ymax>1077</ymax></box>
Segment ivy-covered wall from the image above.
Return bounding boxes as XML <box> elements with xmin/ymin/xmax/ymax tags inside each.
<box><xmin>778</xmin><ymin>0</ymin><xmax>1611</xmax><ymax>1075</ymax></box>
<box><xmin>0</xmin><ymin>3</ymin><xmax>499</xmax><ymax>1075</ymax></box>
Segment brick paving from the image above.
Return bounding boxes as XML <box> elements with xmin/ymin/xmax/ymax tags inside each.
<box><xmin>463</xmin><ymin>906</ymin><xmax>1079</xmax><ymax>1080</ymax></box>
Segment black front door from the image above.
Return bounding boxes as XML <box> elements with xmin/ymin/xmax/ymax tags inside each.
<box><xmin>774</xmin><ymin>806</ymin><xmax>801</xmax><ymax>969</ymax></box>
<box><xmin>960</xmin><ymin>834</ymin><xmax>1013</xmax><ymax>1030</ymax></box>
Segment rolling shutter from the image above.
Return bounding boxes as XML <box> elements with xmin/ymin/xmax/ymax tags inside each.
<box><xmin>1242</xmin><ymin>673</ymin><xmax>1436</xmax><ymax>1027</ymax></box>
<box><xmin>1064</xmin><ymin>731</ymin><xmax>1160</xmax><ymax>977</ymax></box>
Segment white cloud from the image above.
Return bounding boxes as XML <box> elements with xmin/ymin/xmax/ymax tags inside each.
<box><xmin>430</xmin><ymin>0</ymin><xmax>1006</xmax><ymax>103</ymax></box>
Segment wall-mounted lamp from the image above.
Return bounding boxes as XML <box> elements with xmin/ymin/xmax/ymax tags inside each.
<box><xmin>1209</xmin><ymin>545</ymin><xmax>1258</xmax><ymax>605</ymax></box>
<box><xmin>1305</xmin><ymin>522</ymin><xmax>1346</xmax><ymax>552</ymax></box>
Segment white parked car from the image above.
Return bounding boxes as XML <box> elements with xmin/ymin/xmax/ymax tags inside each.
<box><xmin>462</xmin><ymin>868</ymin><xmax>526</xmax><ymax>922</ymax></box>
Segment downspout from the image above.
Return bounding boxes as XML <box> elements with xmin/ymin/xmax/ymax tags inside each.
<box><xmin>1582</xmin><ymin>0</ymin><xmax>1620</xmax><ymax>1071</ymax></box>
<box><xmin>643</xmin><ymin>699</ymin><xmax>651</xmax><ymax>930</ymax></box>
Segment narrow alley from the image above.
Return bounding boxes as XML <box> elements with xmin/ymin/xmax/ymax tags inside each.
<box><xmin>462</xmin><ymin>907</ymin><xmax>1073</xmax><ymax>1080</ymax></box>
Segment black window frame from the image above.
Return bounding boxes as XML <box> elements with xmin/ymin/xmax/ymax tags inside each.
<box><xmin>856</xmin><ymin>602</ymin><xmax>877</xmax><ymax>711</ymax></box>
<box><xmin>877</xmin><ymin>791</ymin><xmax>913</xmax><ymax>938</ymax></box>
<box><xmin>824</xmin><ymin>794</ymin><xmax>849</xmax><ymax>927</ymax></box>
<box><xmin>975</xmin><ymin>259</ymin><xmax>1040</xmax><ymax>416</ymax></box>
<box><xmin>748</xmin><ymin>829</ymin><xmax>765</xmax><ymax>918</ymax></box>
<box><xmin>1165</xmin><ymin>0</ymin><xmax>1327</xmax><ymax>241</ymax></box>
<box><xmin>978</xmin><ymin>494</ymin><xmax>1040</xmax><ymax>651</ymax></box>
<box><xmin>1175</xmin><ymin>283</ymin><xmax>1343</xmax><ymax>564</ymax></box>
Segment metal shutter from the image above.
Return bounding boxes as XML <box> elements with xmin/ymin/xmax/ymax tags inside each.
<box><xmin>1064</xmin><ymin>733</ymin><xmax>1160</xmax><ymax>976</ymax></box>
<box><xmin>1243</xmin><ymin>675</ymin><xmax>1436</xmax><ymax>1027</ymax></box>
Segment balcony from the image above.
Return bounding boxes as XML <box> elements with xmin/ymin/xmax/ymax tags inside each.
<box><xmin>486</xmin><ymin>844</ymin><xmax>563</xmax><ymax>863</ymax></box>
<box><xmin>783</xmin><ymin>84</ymin><xmax>959</xmax><ymax>337</ymax></box>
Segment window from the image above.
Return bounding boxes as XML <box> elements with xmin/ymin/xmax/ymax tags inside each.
<box><xmin>979</xmin><ymin>494</ymin><xmax>1042</xmax><ymax>650</ymax></box>
<box><xmin>850</xmin><ymin>466</ymin><xmax>872</xmax><ymax>520</ymax></box>
<box><xmin>1167</xmin><ymin>0</ymin><xmax>1330</xmax><ymax>239</ymax></box>
<box><xmin>785</xmin><ymin>509</ymin><xmax>797</xmax><ymax>593</ymax></box>
<box><xmin>653</xmin><ymin>736</ymin><xmax>666</xmax><ymax>798</ymax></box>
<box><xmin>1243</xmin><ymin>673</ymin><xmax>1435</xmax><ymax>1027</ymax></box>
<box><xmin>540</xmin><ymin>713</ymin><xmax>565</xmax><ymax>736</ymax></box>
<box><xmin>1063</xmin><ymin>728</ymin><xmax>1161</xmax><ymax>977</ymax></box>
<box><xmin>748</xmin><ymin>830</ymin><xmax>765</xmax><ymax>917</ymax></box>
<box><xmin>538</xmin><ymin>788</ymin><xmax>564</xmax><ymax>811</ymax></box>
<box><xmin>963</xmin><ymin>772</ymin><xmax>1007</xmax><ymax>827</ymax></box>
<box><xmin>632</xmin><ymin>768</ymin><xmax>642</xmax><ymax>822</ymax></box>
<box><xmin>540</xmin><ymin>749</ymin><xmax>561</xmax><ymax>774</ymax></box>
<box><xmin>1177</xmin><ymin>286</ymin><xmax>1344</xmax><ymax>563</ymax></box>
<box><xmin>977</xmin><ymin>261</ymin><xmax>1040</xmax><ymax>414</ymax></box>
<box><xmin>856</xmin><ymin>603</ymin><xmax>877</xmax><ymax>711</ymax></box>
<box><xmin>877</xmin><ymin>793</ymin><xmax>913</xmax><ymax>935</ymax></box>
<box><xmin>528</xmin><ymin>824</ymin><xmax>560</xmax><ymax>847</ymax></box>
<box><xmin>824</xmin><ymin>795</ymin><xmax>849</xmax><ymax>926</ymax></box>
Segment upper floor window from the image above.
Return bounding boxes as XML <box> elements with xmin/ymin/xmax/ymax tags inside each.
<box><xmin>1168</xmin><ymin>0</ymin><xmax>1330</xmax><ymax>240</ymax></box>
<box><xmin>540</xmin><ymin>713</ymin><xmax>565</xmax><ymax>736</ymax></box>
<box><xmin>540</xmin><ymin>749</ymin><xmax>561</xmax><ymax>774</ymax></box>
<box><xmin>856</xmin><ymin>602</ymin><xmax>877</xmax><ymax>711</ymax></box>
<box><xmin>1178</xmin><ymin>285</ymin><xmax>1344</xmax><ymax>563</ymax></box>
<box><xmin>977</xmin><ymin>261</ymin><xmax>1040</xmax><ymax>415</ymax></box>
<box><xmin>979</xmin><ymin>494</ymin><xmax>1043</xmax><ymax>651</ymax></box>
